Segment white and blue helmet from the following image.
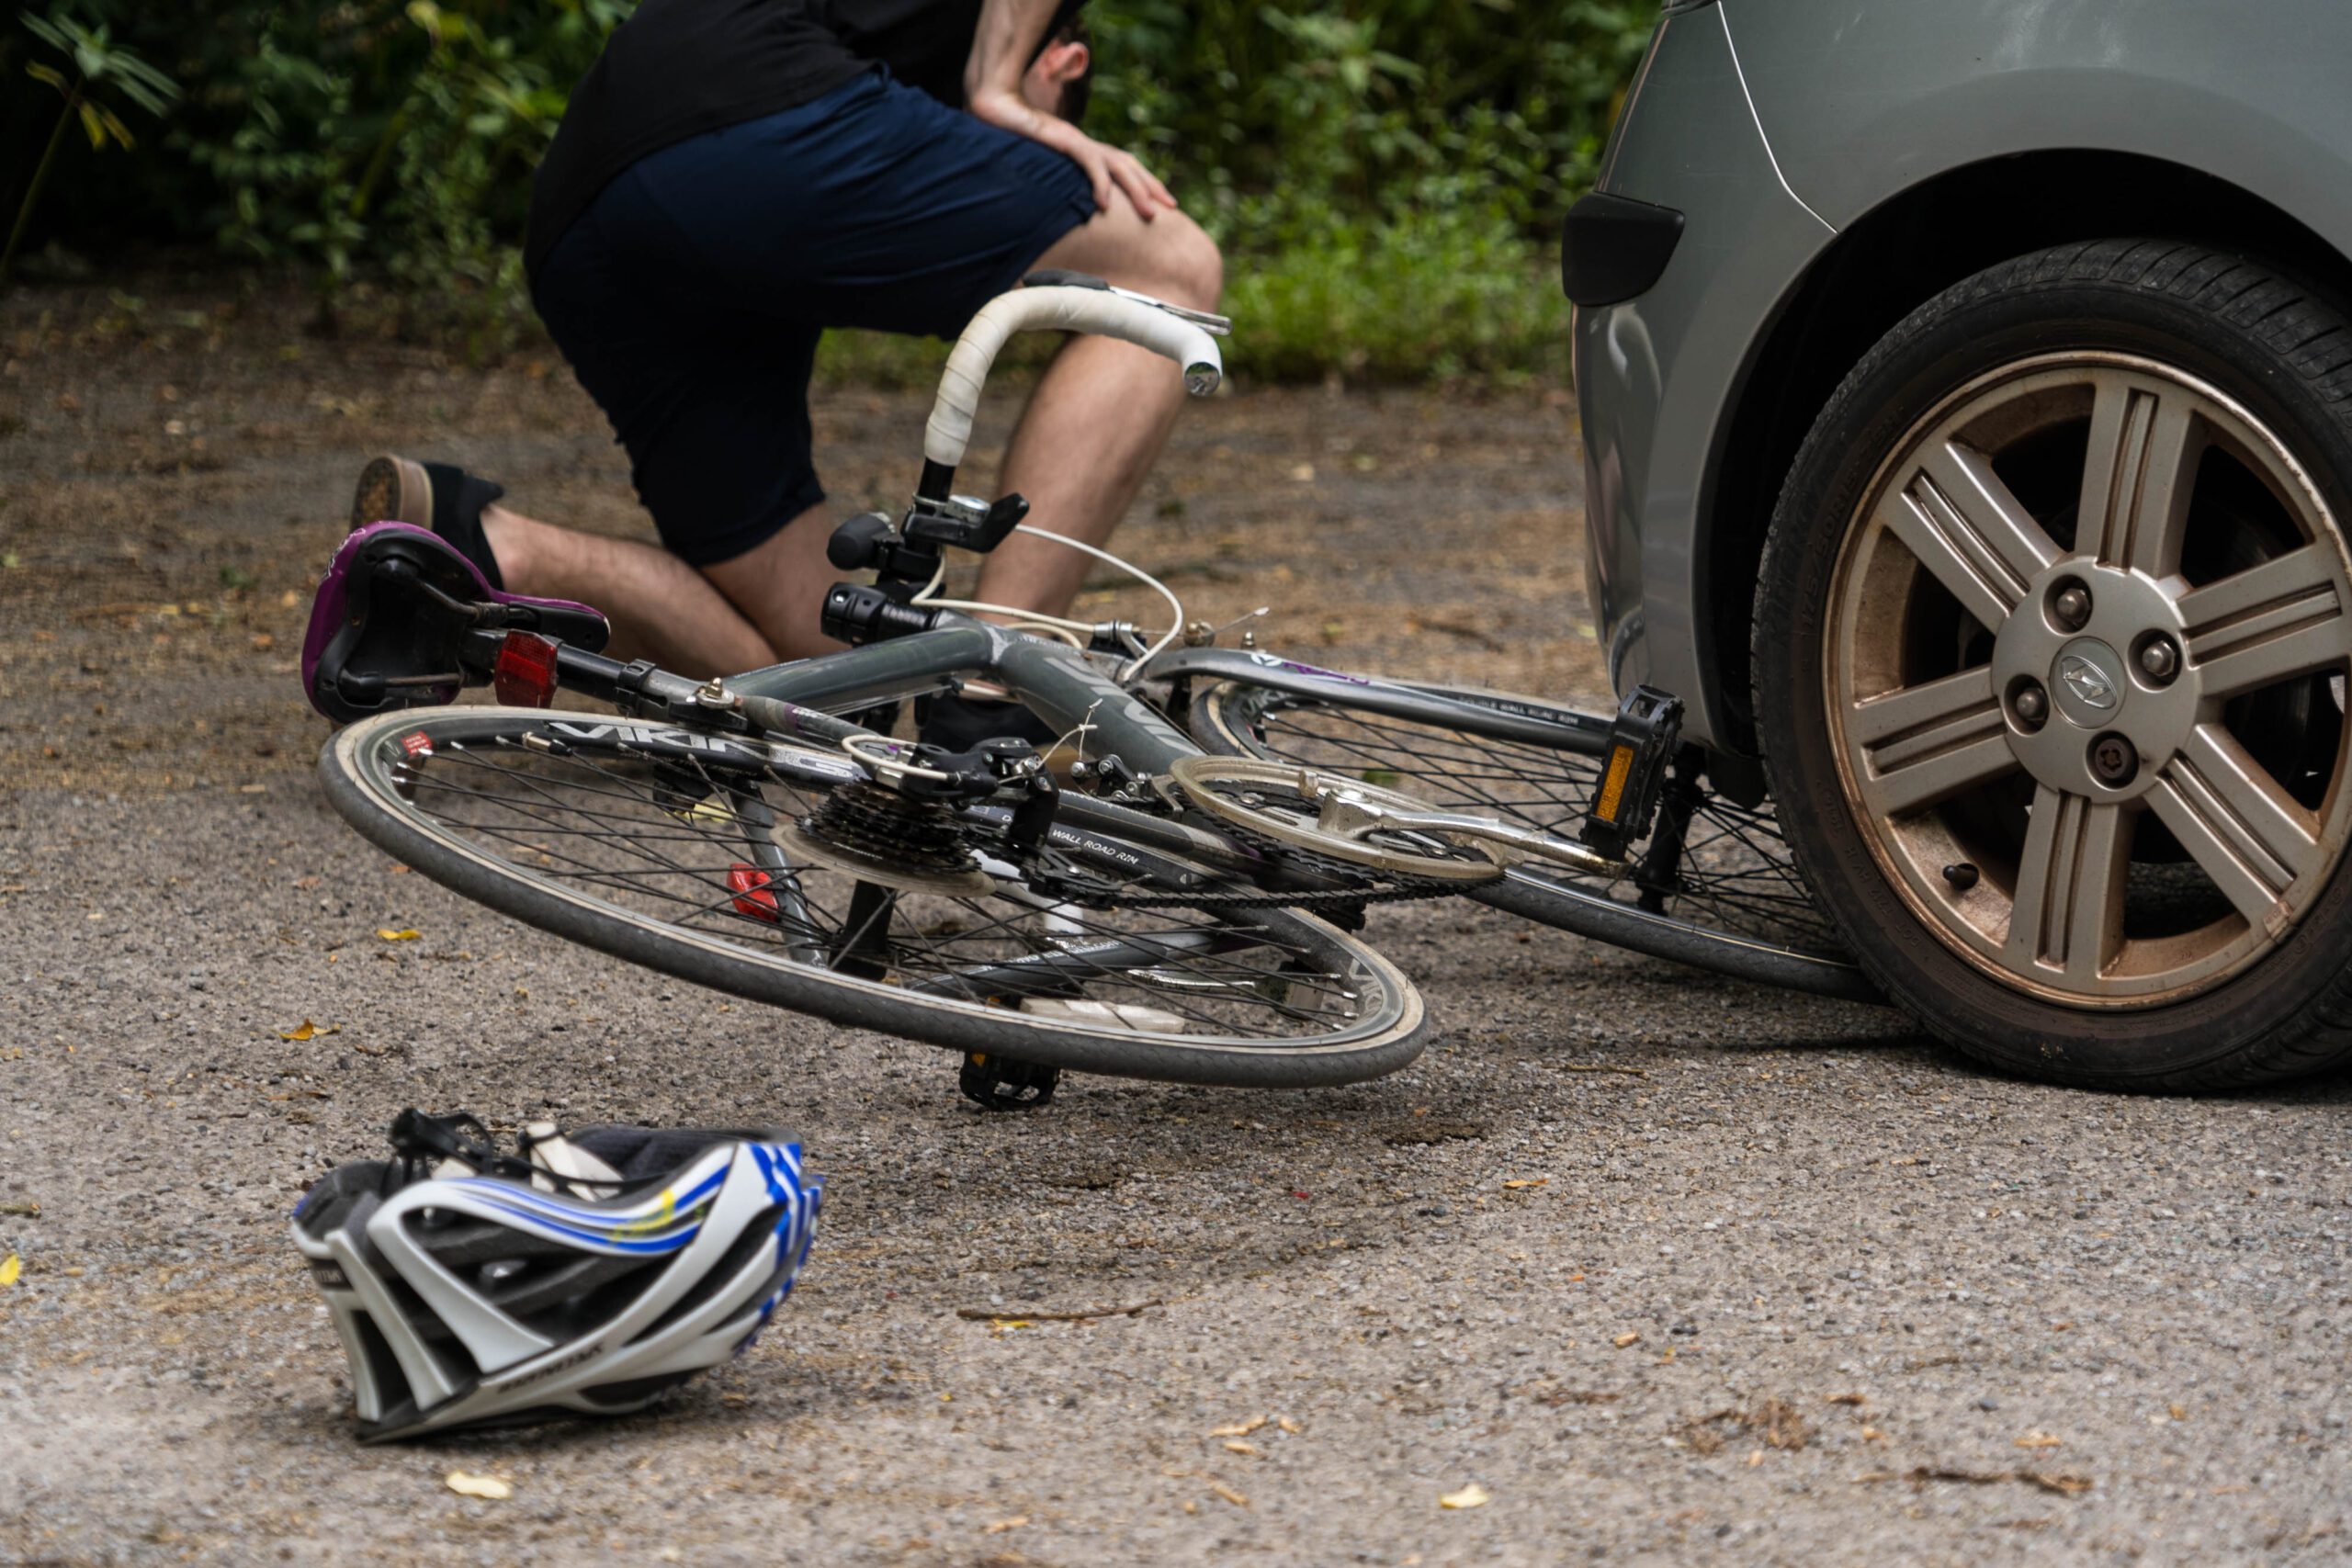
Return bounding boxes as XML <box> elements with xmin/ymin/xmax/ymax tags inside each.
<box><xmin>292</xmin><ymin>1110</ymin><xmax>820</xmax><ymax>1441</ymax></box>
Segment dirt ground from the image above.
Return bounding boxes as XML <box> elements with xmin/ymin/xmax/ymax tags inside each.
<box><xmin>3</xmin><ymin>282</ymin><xmax>2349</xmax><ymax>1565</ymax></box>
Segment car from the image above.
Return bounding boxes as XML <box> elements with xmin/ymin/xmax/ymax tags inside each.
<box><xmin>1564</xmin><ymin>0</ymin><xmax>2352</xmax><ymax>1090</ymax></box>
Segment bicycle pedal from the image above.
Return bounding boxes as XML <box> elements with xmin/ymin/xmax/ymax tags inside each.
<box><xmin>1580</xmin><ymin>684</ymin><xmax>1683</xmax><ymax>862</ymax></box>
<box><xmin>958</xmin><ymin>1052</ymin><xmax>1060</xmax><ymax>1112</ymax></box>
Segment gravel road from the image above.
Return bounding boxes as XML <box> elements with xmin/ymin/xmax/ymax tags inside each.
<box><xmin>3</xmin><ymin>281</ymin><xmax>2348</xmax><ymax>1564</ymax></box>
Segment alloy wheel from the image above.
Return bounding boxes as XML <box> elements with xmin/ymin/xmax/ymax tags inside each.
<box><xmin>1826</xmin><ymin>353</ymin><xmax>2352</xmax><ymax>1004</ymax></box>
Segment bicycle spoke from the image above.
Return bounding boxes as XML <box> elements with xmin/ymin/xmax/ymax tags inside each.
<box><xmin>1230</xmin><ymin>690</ymin><xmax>1845</xmax><ymax>957</ymax></box>
<box><xmin>371</xmin><ymin>717</ymin><xmax>1376</xmax><ymax>1044</ymax></box>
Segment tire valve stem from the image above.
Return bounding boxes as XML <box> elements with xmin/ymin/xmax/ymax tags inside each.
<box><xmin>1942</xmin><ymin>862</ymin><xmax>1981</xmax><ymax>892</ymax></box>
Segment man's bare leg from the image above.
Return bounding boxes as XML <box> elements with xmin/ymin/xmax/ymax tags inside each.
<box><xmin>688</xmin><ymin>208</ymin><xmax>1224</xmax><ymax>643</ymax></box>
<box><xmin>482</xmin><ymin>505</ymin><xmax>779</xmax><ymax>678</ymax></box>
<box><xmin>973</xmin><ymin>203</ymin><xmax>1224</xmax><ymax>617</ymax></box>
<box><xmin>695</xmin><ymin>501</ymin><xmax>851</xmax><ymax>666</ymax></box>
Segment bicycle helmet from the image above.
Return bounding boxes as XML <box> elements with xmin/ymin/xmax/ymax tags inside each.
<box><xmin>292</xmin><ymin>1109</ymin><xmax>820</xmax><ymax>1441</ymax></box>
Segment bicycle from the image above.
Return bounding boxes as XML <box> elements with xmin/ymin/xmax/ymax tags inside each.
<box><xmin>305</xmin><ymin>273</ymin><xmax>1873</xmax><ymax>1110</ymax></box>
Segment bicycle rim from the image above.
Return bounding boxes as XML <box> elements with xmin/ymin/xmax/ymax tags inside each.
<box><xmin>320</xmin><ymin>706</ymin><xmax>1424</xmax><ymax>1086</ymax></box>
<box><xmin>1189</xmin><ymin>679</ymin><xmax>1879</xmax><ymax>1000</ymax></box>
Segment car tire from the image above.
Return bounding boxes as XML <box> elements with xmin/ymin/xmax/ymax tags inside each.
<box><xmin>1755</xmin><ymin>238</ymin><xmax>2352</xmax><ymax>1089</ymax></box>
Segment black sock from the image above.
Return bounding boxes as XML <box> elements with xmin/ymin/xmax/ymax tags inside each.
<box><xmin>421</xmin><ymin>461</ymin><xmax>507</xmax><ymax>591</ymax></box>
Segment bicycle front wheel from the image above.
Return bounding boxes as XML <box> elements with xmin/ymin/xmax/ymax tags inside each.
<box><xmin>320</xmin><ymin>706</ymin><xmax>1424</xmax><ymax>1087</ymax></box>
<box><xmin>1187</xmin><ymin>677</ymin><xmax>1879</xmax><ymax>1001</ymax></box>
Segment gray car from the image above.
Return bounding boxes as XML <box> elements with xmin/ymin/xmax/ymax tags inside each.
<box><xmin>1566</xmin><ymin>0</ymin><xmax>2352</xmax><ymax>1089</ymax></box>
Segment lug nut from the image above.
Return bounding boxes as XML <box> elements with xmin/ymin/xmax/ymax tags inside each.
<box><xmin>2139</xmin><ymin>637</ymin><xmax>2179</xmax><ymax>682</ymax></box>
<box><xmin>2014</xmin><ymin>683</ymin><xmax>2049</xmax><ymax>726</ymax></box>
<box><xmin>2053</xmin><ymin>584</ymin><xmax>2092</xmax><ymax>630</ymax></box>
<box><xmin>2089</xmin><ymin>733</ymin><xmax>2139</xmax><ymax>786</ymax></box>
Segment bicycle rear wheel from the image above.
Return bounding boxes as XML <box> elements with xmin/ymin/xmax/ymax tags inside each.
<box><xmin>1187</xmin><ymin>677</ymin><xmax>1879</xmax><ymax>1000</ymax></box>
<box><xmin>321</xmin><ymin>706</ymin><xmax>1424</xmax><ymax>1087</ymax></box>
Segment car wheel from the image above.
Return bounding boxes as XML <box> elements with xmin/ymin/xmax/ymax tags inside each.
<box><xmin>1755</xmin><ymin>239</ymin><xmax>2352</xmax><ymax>1089</ymax></box>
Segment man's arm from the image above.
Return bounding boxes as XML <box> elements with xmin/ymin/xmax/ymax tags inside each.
<box><xmin>963</xmin><ymin>0</ymin><xmax>1174</xmax><ymax>219</ymax></box>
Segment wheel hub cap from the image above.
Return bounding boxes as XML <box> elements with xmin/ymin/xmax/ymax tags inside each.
<box><xmin>1990</xmin><ymin>563</ymin><xmax>2203</xmax><ymax>804</ymax></box>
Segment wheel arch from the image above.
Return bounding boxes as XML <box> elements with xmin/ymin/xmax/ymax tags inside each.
<box><xmin>1700</xmin><ymin>150</ymin><xmax>2352</xmax><ymax>754</ymax></box>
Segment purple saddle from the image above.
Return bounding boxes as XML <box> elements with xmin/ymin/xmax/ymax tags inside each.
<box><xmin>302</xmin><ymin>522</ymin><xmax>611</xmax><ymax>725</ymax></box>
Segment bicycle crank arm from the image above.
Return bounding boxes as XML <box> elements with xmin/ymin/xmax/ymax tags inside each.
<box><xmin>1310</xmin><ymin>788</ymin><xmax>1629</xmax><ymax>880</ymax></box>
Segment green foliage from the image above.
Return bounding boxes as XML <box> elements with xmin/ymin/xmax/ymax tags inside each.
<box><xmin>5</xmin><ymin>0</ymin><xmax>1657</xmax><ymax>377</ymax></box>
<box><xmin>1085</xmin><ymin>0</ymin><xmax>1655</xmax><ymax>377</ymax></box>
<box><xmin>5</xmin><ymin>9</ymin><xmax>180</xmax><ymax>286</ymax></box>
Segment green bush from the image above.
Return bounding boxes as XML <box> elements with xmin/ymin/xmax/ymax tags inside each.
<box><xmin>1</xmin><ymin>0</ymin><xmax>1656</xmax><ymax>378</ymax></box>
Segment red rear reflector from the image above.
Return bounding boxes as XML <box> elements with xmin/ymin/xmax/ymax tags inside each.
<box><xmin>399</xmin><ymin>730</ymin><xmax>435</xmax><ymax>760</ymax></box>
<box><xmin>493</xmin><ymin>631</ymin><xmax>562</xmax><ymax>707</ymax></box>
<box><xmin>728</xmin><ymin>863</ymin><xmax>779</xmax><ymax>923</ymax></box>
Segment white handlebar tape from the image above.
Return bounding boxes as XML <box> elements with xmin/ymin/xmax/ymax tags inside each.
<box><xmin>922</xmin><ymin>286</ymin><xmax>1226</xmax><ymax>469</ymax></box>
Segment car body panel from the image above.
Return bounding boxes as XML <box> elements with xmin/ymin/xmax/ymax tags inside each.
<box><xmin>1572</xmin><ymin>0</ymin><xmax>2352</xmax><ymax>750</ymax></box>
<box><xmin>1736</xmin><ymin>4</ymin><xmax>2352</xmax><ymax>254</ymax></box>
<box><xmin>1572</xmin><ymin>6</ymin><xmax>1833</xmax><ymax>743</ymax></box>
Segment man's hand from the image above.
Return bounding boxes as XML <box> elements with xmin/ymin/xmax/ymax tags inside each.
<box><xmin>964</xmin><ymin>0</ymin><xmax>1173</xmax><ymax>220</ymax></box>
<box><xmin>967</xmin><ymin>88</ymin><xmax>1174</xmax><ymax>220</ymax></box>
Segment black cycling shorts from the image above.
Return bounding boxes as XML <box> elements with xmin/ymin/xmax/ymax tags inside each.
<box><xmin>532</xmin><ymin>69</ymin><xmax>1095</xmax><ymax>566</ymax></box>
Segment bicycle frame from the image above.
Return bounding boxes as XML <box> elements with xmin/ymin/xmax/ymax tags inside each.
<box><xmin>720</xmin><ymin>615</ymin><xmax>1621</xmax><ymax>765</ymax></box>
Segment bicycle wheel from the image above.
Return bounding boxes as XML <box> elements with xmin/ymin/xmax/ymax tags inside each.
<box><xmin>1187</xmin><ymin>678</ymin><xmax>1879</xmax><ymax>1000</ymax></box>
<box><xmin>321</xmin><ymin>706</ymin><xmax>1424</xmax><ymax>1087</ymax></box>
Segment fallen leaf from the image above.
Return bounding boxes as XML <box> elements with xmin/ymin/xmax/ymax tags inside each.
<box><xmin>1438</xmin><ymin>1483</ymin><xmax>1490</xmax><ymax>1510</ymax></box>
<box><xmin>1612</xmin><ymin>1332</ymin><xmax>1641</xmax><ymax>1348</ymax></box>
<box><xmin>1208</xmin><ymin>1483</ymin><xmax>1250</xmax><ymax>1508</ymax></box>
<box><xmin>1826</xmin><ymin>1393</ymin><xmax>1867</xmax><ymax>1405</ymax></box>
<box><xmin>0</xmin><ymin>1201</ymin><xmax>38</xmax><ymax>1217</ymax></box>
<box><xmin>2015</xmin><ymin>1432</ymin><xmax>2064</xmax><ymax>1450</ymax></box>
<box><xmin>445</xmin><ymin>1472</ymin><xmax>510</xmax><ymax>1500</ymax></box>
<box><xmin>1501</xmin><ymin>1178</ymin><xmax>1547</xmax><ymax>1190</ymax></box>
<box><xmin>0</xmin><ymin>1254</ymin><xmax>19</xmax><ymax>1286</ymax></box>
<box><xmin>1224</xmin><ymin>1440</ymin><xmax>1259</xmax><ymax>1457</ymax></box>
<box><xmin>377</xmin><ymin>928</ymin><xmax>422</xmax><ymax>942</ymax></box>
<box><xmin>982</xmin><ymin>1517</ymin><xmax>1027</xmax><ymax>1534</ymax></box>
<box><xmin>277</xmin><ymin>1021</ymin><xmax>340</xmax><ymax>1041</ymax></box>
<box><xmin>1276</xmin><ymin>1416</ymin><xmax>1301</xmax><ymax>1435</ymax></box>
<box><xmin>1287</xmin><ymin>462</ymin><xmax>1317</xmax><ymax>483</ymax></box>
<box><xmin>1209</xmin><ymin>1416</ymin><xmax>1267</xmax><ymax>1438</ymax></box>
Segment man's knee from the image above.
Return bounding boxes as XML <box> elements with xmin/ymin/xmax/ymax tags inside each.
<box><xmin>1157</xmin><ymin>214</ymin><xmax>1223</xmax><ymax>310</ymax></box>
<box><xmin>1046</xmin><ymin>206</ymin><xmax>1223</xmax><ymax>311</ymax></box>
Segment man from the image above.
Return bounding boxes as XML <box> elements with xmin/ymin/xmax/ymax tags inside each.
<box><xmin>352</xmin><ymin>0</ymin><xmax>1221</xmax><ymax>739</ymax></box>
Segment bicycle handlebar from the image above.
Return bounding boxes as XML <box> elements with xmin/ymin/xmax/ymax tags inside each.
<box><xmin>922</xmin><ymin>286</ymin><xmax>1225</xmax><ymax>470</ymax></box>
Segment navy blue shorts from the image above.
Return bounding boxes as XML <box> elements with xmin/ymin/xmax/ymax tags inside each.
<box><xmin>531</xmin><ymin>71</ymin><xmax>1096</xmax><ymax>567</ymax></box>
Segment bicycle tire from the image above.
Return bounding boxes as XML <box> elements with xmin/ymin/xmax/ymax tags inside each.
<box><xmin>1186</xmin><ymin>677</ymin><xmax>1881</xmax><ymax>1001</ymax></box>
<box><xmin>320</xmin><ymin>705</ymin><xmax>1425</xmax><ymax>1088</ymax></box>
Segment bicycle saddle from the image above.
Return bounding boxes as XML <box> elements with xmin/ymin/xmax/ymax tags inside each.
<box><xmin>303</xmin><ymin>522</ymin><xmax>611</xmax><ymax>724</ymax></box>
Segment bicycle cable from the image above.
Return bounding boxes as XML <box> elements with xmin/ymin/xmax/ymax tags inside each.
<box><xmin>909</xmin><ymin>523</ymin><xmax>1187</xmax><ymax>681</ymax></box>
